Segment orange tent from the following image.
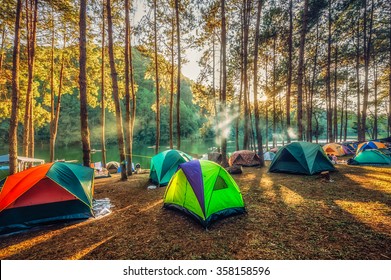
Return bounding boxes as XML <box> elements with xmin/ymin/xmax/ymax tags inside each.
<box><xmin>0</xmin><ymin>162</ymin><xmax>94</xmax><ymax>234</ymax></box>
<box><xmin>322</xmin><ymin>143</ymin><xmax>346</xmax><ymax>156</ymax></box>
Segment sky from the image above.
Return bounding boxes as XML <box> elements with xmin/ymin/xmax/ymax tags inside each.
<box><xmin>132</xmin><ymin>0</ymin><xmax>202</xmax><ymax>82</ymax></box>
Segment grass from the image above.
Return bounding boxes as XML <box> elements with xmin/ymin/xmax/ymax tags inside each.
<box><xmin>0</xmin><ymin>163</ymin><xmax>390</xmax><ymax>260</ymax></box>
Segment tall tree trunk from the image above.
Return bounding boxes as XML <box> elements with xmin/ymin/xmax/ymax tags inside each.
<box><xmin>286</xmin><ymin>0</ymin><xmax>293</xmax><ymax>143</ymax></box>
<box><xmin>344</xmin><ymin>88</ymin><xmax>348</xmax><ymax>141</ymax></box>
<box><xmin>106</xmin><ymin>0</ymin><xmax>127</xmax><ymax>180</ymax></box>
<box><xmin>9</xmin><ymin>0</ymin><xmax>22</xmax><ymax>175</ymax></box>
<box><xmin>326</xmin><ymin>0</ymin><xmax>333</xmax><ymax>143</ymax></box>
<box><xmin>265</xmin><ymin>55</ymin><xmax>269</xmax><ymax>150</ymax></box>
<box><xmin>242</xmin><ymin>0</ymin><xmax>250</xmax><ymax>150</ymax></box>
<box><xmin>23</xmin><ymin>0</ymin><xmax>38</xmax><ymax>158</ymax></box>
<box><xmin>50</xmin><ymin>36</ymin><xmax>66</xmax><ymax>163</ymax></box>
<box><xmin>49</xmin><ymin>4</ymin><xmax>55</xmax><ymax>162</ymax></box>
<box><xmin>355</xmin><ymin>15</ymin><xmax>361</xmax><ymax>140</ymax></box>
<box><xmin>296</xmin><ymin>0</ymin><xmax>309</xmax><ymax>141</ymax></box>
<box><xmin>51</xmin><ymin>53</ymin><xmax>65</xmax><ymax>161</ymax></box>
<box><xmin>153</xmin><ymin>0</ymin><xmax>160</xmax><ymax>154</ymax></box>
<box><xmin>253</xmin><ymin>0</ymin><xmax>264</xmax><ymax>166</ymax></box>
<box><xmin>361</xmin><ymin>0</ymin><xmax>374</xmax><ymax>141</ymax></box>
<box><xmin>373</xmin><ymin>56</ymin><xmax>378</xmax><ymax>139</ymax></box>
<box><xmin>389</xmin><ymin>0</ymin><xmax>391</xmax><ymax>135</ymax></box>
<box><xmin>220</xmin><ymin>0</ymin><xmax>228</xmax><ymax>167</ymax></box>
<box><xmin>309</xmin><ymin>22</ymin><xmax>319</xmax><ymax>143</ymax></box>
<box><xmin>236</xmin><ymin>16</ymin><xmax>244</xmax><ymax>152</ymax></box>
<box><xmin>272</xmin><ymin>35</ymin><xmax>277</xmax><ymax>147</ymax></box>
<box><xmin>79</xmin><ymin>0</ymin><xmax>91</xmax><ymax>167</ymax></box>
<box><xmin>0</xmin><ymin>25</ymin><xmax>5</xmax><ymax>96</ymax></box>
<box><xmin>175</xmin><ymin>0</ymin><xmax>181</xmax><ymax>150</ymax></box>
<box><xmin>339</xmin><ymin>83</ymin><xmax>345</xmax><ymax>142</ymax></box>
<box><xmin>101</xmin><ymin>0</ymin><xmax>107</xmax><ymax>167</ymax></box>
<box><xmin>333</xmin><ymin>45</ymin><xmax>338</xmax><ymax>142</ymax></box>
<box><xmin>125</xmin><ymin>0</ymin><xmax>133</xmax><ymax>175</ymax></box>
<box><xmin>314</xmin><ymin>113</ymin><xmax>319</xmax><ymax>143</ymax></box>
<box><xmin>236</xmin><ymin>68</ymin><xmax>243</xmax><ymax>151</ymax></box>
<box><xmin>169</xmin><ymin>14</ymin><xmax>175</xmax><ymax>149</ymax></box>
<box><xmin>129</xmin><ymin>5</ymin><xmax>136</xmax><ymax>164</ymax></box>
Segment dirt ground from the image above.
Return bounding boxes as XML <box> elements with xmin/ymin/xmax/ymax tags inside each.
<box><xmin>0</xmin><ymin>163</ymin><xmax>390</xmax><ymax>260</ymax></box>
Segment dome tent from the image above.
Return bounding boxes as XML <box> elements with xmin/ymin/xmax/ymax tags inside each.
<box><xmin>322</xmin><ymin>143</ymin><xmax>346</xmax><ymax>156</ymax></box>
<box><xmin>150</xmin><ymin>149</ymin><xmax>192</xmax><ymax>186</ymax></box>
<box><xmin>356</xmin><ymin>141</ymin><xmax>386</xmax><ymax>154</ymax></box>
<box><xmin>349</xmin><ymin>150</ymin><xmax>391</xmax><ymax>166</ymax></box>
<box><xmin>163</xmin><ymin>160</ymin><xmax>245</xmax><ymax>228</ymax></box>
<box><xmin>269</xmin><ymin>142</ymin><xmax>336</xmax><ymax>175</ymax></box>
<box><xmin>0</xmin><ymin>162</ymin><xmax>94</xmax><ymax>234</ymax></box>
<box><xmin>228</xmin><ymin>150</ymin><xmax>261</xmax><ymax>167</ymax></box>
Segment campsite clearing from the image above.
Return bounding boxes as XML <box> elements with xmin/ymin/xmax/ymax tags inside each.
<box><xmin>0</xmin><ymin>163</ymin><xmax>390</xmax><ymax>260</ymax></box>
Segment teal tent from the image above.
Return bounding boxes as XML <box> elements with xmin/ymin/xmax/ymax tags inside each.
<box><xmin>150</xmin><ymin>150</ymin><xmax>192</xmax><ymax>186</ymax></box>
<box><xmin>0</xmin><ymin>166</ymin><xmax>9</xmax><ymax>185</ymax></box>
<box><xmin>349</xmin><ymin>150</ymin><xmax>391</xmax><ymax>166</ymax></box>
<box><xmin>269</xmin><ymin>142</ymin><xmax>336</xmax><ymax>175</ymax></box>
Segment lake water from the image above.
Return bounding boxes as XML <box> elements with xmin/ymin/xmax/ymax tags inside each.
<box><xmin>0</xmin><ymin>139</ymin><xmax>238</xmax><ymax>169</ymax></box>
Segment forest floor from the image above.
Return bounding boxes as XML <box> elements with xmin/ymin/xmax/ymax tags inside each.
<box><xmin>0</xmin><ymin>162</ymin><xmax>391</xmax><ymax>260</ymax></box>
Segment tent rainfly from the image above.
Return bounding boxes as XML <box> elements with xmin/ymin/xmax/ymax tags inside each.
<box><xmin>0</xmin><ymin>162</ymin><xmax>94</xmax><ymax>234</ymax></box>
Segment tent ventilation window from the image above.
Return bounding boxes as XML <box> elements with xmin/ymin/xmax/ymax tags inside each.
<box><xmin>213</xmin><ymin>176</ymin><xmax>228</xmax><ymax>191</ymax></box>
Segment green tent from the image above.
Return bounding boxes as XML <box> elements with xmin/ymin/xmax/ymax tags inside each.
<box><xmin>351</xmin><ymin>150</ymin><xmax>391</xmax><ymax>165</ymax></box>
<box><xmin>269</xmin><ymin>142</ymin><xmax>336</xmax><ymax>175</ymax></box>
<box><xmin>150</xmin><ymin>149</ymin><xmax>192</xmax><ymax>186</ymax></box>
<box><xmin>163</xmin><ymin>160</ymin><xmax>245</xmax><ymax>228</ymax></box>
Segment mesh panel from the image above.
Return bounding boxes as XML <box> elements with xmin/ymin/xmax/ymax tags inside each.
<box><xmin>213</xmin><ymin>175</ymin><xmax>228</xmax><ymax>191</ymax></box>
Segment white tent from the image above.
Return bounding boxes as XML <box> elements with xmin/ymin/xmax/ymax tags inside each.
<box><xmin>263</xmin><ymin>151</ymin><xmax>276</xmax><ymax>161</ymax></box>
<box><xmin>0</xmin><ymin>154</ymin><xmax>45</xmax><ymax>171</ymax></box>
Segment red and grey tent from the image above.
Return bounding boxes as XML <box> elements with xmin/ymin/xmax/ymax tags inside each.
<box><xmin>0</xmin><ymin>162</ymin><xmax>94</xmax><ymax>234</ymax></box>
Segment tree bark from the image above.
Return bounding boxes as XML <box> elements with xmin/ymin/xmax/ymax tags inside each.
<box><xmin>355</xmin><ymin>15</ymin><xmax>361</xmax><ymax>141</ymax></box>
<box><xmin>51</xmin><ymin>53</ymin><xmax>65</xmax><ymax>158</ymax></box>
<box><xmin>389</xmin><ymin>0</ymin><xmax>391</xmax><ymax>135</ymax></box>
<box><xmin>79</xmin><ymin>0</ymin><xmax>91</xmax><ymax>168</ymax></box>
<box><xmin>101</xmin><ymin>0</ymin><xmax>107</xmax><ymax>167</ymax></box>
<box><xmin>153</xmin><ymin>0</ymin><xmax>160</xmax><ymax>154</ymax></box>
<box><xmin>175</xmin><ymin>0</ymin><xmax>181</xmax><ymax>150</ymax></box>
<box><xmin>373</xmin><ymin>56</ymin><xmax>378</xmax><ymax>139</ymax></box>
<box><xmin>170</xmin><ymin>14</ymin><xmax>175</xmax><ymax>149</ymax></box>
<box><xmin>0</xmin><ymin>25</ymin><xmax>5</xmax><ymax>96</ymax></box>
<box><xmin>50</xmin><ymin>38</ymin><xmax>66</xmax><ymax>163</ymax></box>
<box><xmin>23</xmin><ymin>0</ymin><xmax>38</xmax><ymax>158</ymax></box>
<box><xmin>106</xmin><ymin>0</ymin><xmax>127</xmax><ymax>180</ymax></box>
<box><xmin>333</xmin><ymin>45</ymin><xmax>338</xmax><ymax>142</ymax></box>
<box><xmin>326</xmin><ymin>0</ymin><xmax>333</xmax><ymax>143</ymax></box>
<box><xmin>296</xmin><ymin>0</ymin><xmax>309</xmax><ymax>141</ymax></box>
<box><xmin>272</xmin><ymin>35</ymin><xmax>277</xmax><ymax>147</ymax></box>
<box><xmin>9</xmin><ymin>0</ymin><xmax>22</xmax><ymax>175</ymax></box>
<box><xmin>361</xmin><ymin>0</ymin><xmax>374</xmax><ymax>141</ymax></box>
<box><xmin>344</xmin><ymin>87</ymin><xmax>348</xmax><ymax>141</ymax></box>
<box><xmin>125</xmin><ymin>0</ymin><xmax>133</xmax><ymax>175</ymax></box>
<box><xmin>308</xmin><ymin>22</ymin><xmax>319</xmax><ymax>143</ymax></box>
<box><xmin>220</xmin><ymin>0</ymin><xmax>228</xmax><ymax>167</ymax></box>
<box><xmin>49</xmin><ymin>4</ymin><xmax>55</xmax><ymax>162</ymax></box>
<box><xmin>242</xmin><ymin>0</ymin><xmax>251</xmax><ymax>150</ymax></box>
<box><xmin>253</xmin><ymin>0</ymin><xmax>264</xmax><ymax>166</ymax></box>
<box><xmin>286</xmin><ymin>0</ymin><xmax>293</xmax><ymax>143</ymax></box>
